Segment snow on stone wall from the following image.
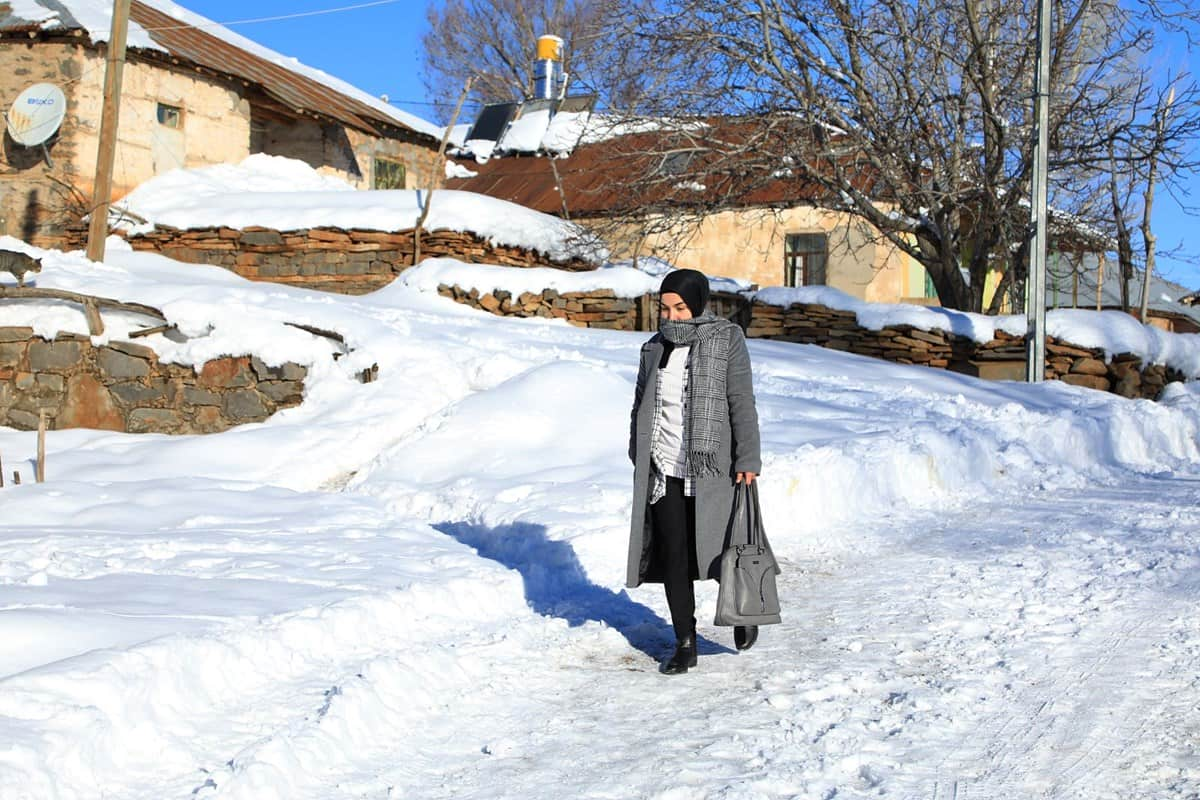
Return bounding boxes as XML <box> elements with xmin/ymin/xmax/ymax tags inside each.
<box><xmin>122</xmin><ymin>226</ymin><xmax>597</xmax><ymax>295</ymax></box>
<box><xmin>0</xmin><ymin>328</ymin><xmax>307</xmax><ymax>433</ymax></box>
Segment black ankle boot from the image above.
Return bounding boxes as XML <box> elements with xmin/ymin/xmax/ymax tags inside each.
<box><xmin>662</xmin><ymin>633</ymin><xmax>698</xmax><ymax>674</ymax></box>
<box><xmin>734</xmin><ymin>625</ymin><xmax>758</xmax><ymax>651</ymax></box>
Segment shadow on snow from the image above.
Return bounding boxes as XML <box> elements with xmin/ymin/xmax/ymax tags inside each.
<box><xmin>434</xmin><ymin>520</ymin><xmax>733</xmax><ymax>662</ymax></box>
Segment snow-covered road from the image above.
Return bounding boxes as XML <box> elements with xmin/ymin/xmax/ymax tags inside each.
<box><xmin>336</xmin><ymin>476</ymin><xmax>1200</xmax><ymax>800</ymax></box>
<box><xmin>10</xmin><ymin>472</ymin><xmax>1193</xmax><ymax>799</ymax></box>
<box><xmin>3</xmin><ymin>244</ymin><xmax>1199</xmax><ymax>798</ymax></box>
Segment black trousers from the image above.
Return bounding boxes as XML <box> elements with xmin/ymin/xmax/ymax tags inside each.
<box><xmin>650</xmin><ymin>477</ymin><xmax>698</xmax><ymax>641</ymax></box>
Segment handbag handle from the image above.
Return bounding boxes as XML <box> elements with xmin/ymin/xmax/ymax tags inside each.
<box><xmin>738</xmin><ymin>480</ymin><xmax>762</xmax><ymax>548</ymax></box>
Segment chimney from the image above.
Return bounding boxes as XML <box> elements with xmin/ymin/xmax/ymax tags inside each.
<box><xmin>533</xmin><ymin>35</ymin><xmax>566</xmax><ymax>100</ymax></box>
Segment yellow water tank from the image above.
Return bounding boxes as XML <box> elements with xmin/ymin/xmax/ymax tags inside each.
<box><xmin>537</xmin><ymin>35</ymin><xmax>563</xmax><ymax>62</ymax></box>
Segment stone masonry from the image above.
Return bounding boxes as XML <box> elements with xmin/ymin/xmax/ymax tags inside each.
<box><xmin>0</xmin><ymin>327</ymin><xmax>307</xmax><ymax>433</ymax></box>
<box><xmin>433</xmin><ymin>284</ymin><xmax>1185</xmax><ymax>400</ymax></box>
<box><xmin>436</xmin><ymin>284</ymin><xmax>655</xmax><ymax>331</ymax></box>
<box><xmin>123</xmin><ymin>226</ymin><xmax>598</xmax><ymax>295</ymax></box>
<box><xmin>746</xmin><ymin>301</ymin><xmax>1183</xmax><ymax>399</ymax></box>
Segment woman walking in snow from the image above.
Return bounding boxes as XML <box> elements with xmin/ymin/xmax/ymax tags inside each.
<box><xmin>627</xmin><ymin>268</ymin><xmax>762</xmax><ymax>674</ymax></box>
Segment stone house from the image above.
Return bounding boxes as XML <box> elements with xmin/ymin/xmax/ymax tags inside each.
<box><xmin>448</xmin><ymin>113</ymin><xmax>1115</xmax><ymax>309</ymax></box>
<box><xmin>1</xmin><ymin>0</ymin><xmax>444</xmax><ymax>248</ymax></box>
<box><xmin>448</xmin><ymin>119</ymin><xmax>939</xmax><ymax>304</ymax></box>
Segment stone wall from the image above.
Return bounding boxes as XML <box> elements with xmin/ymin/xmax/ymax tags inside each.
<box><xmin>746</xmin><ymin>301</ymin><xmax>1183</xmax><ymax>399</ymax></box>
<box><xmin>436</xmin><ymin>285</ymin><xmax>654</xmax><ymax>330</ymax></box>
<box><xmin>433</xmin><ymin>284</ymin><xmax>1185</xmax><ymax>399</ymax></box>
<box><xmin>0</xmin><ymin>41</ymin><xmax>87</xmax><ymax>249</ymax></box>
<box><xmin>125</xmin><ymin>226</ymin><xmax>597</xmax><ymax>295</ymax></box>
<box><xmin>0</xmin><ymin>327</ymin><xmax>307</xmax><ymax>433</ymax></box>
<box><xmin>2</xmin><ymin>37</ymin><xmax>444</xmax><ymax>250</ymax></box>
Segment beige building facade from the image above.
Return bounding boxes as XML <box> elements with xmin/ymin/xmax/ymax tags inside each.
<box><xmin>447</xmin><ymin>130</ymin><xmax>942</xmax><ymax>305</ymax></box>
<box><xmin>2</xmin><ymin>5</ymin><xmax>441</xmax><ymax>249</ymax></box>
<box><xmin>587</xmin><ymin>205</ymin><xmax>937</xmax><ymax>303</ymax></box>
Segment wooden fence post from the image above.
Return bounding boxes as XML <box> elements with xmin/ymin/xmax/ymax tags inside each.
<box><xmin>36</xmin><ymin>409</ymin><xmax>46</xmax><ymax>483</ymax></box>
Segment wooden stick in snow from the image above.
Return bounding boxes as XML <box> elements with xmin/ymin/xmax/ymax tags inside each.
<box><xmin>413</xmin><ymin>76</ymin><xmax>475</xmax><ymax>266</ymax></box>
<box><xmin>37</xmin><ymin>410</ymin><xmax>46</xmax><ymax>483</ymax></box>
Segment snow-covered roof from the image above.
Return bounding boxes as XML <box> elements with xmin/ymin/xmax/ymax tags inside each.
<box><xmin>114</xmin><ymin>154</ymin><xmax>607</xmax><ymax>264</ymax></box>
<box><xmin>1043</xmin><ymin>253</ymin><xmax>1200</xmax><ymax>327</ymax></box>
<box><xmin>0</xmin><ymin>0</ymin><xmax>443</xmax><ymax>141</ymax></box>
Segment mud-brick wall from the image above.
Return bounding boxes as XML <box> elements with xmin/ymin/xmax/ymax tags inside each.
<box><xmin>124</xmin><ymin>226</ymin><xmax>597</xmax><ymax>295</ymax></box>
<box><xmin>436</xmin><ymin>285</ymin><xmax>654</xmax><ymax>331</ymax></box>
<box><xmin>746</xmin><ymin>301</ymin><xmax>1184</xmax><ymax>399</ymax></box>
<box><xmin>0</xmin><ymin>327</ymin><xmax>307</xmax><ymax>434</ymax></box>
<box><xmin>0</xmin><ymin>41</ymin><xmax>87</xmax><ymax>249</ymax></box>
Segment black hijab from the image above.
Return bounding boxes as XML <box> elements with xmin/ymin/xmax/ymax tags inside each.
<box><xmin>658</xmin><ymin>269</ymin><xmax>711</xmax><ymax>367</ymax></box>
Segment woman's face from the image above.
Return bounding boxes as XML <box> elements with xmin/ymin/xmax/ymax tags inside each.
<box><xmin>659</xmin><ymin>292</ymin><xmax>693</xmax><ymax>321</ymax></box>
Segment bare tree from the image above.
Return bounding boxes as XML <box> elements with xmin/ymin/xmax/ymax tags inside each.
<box><xmin>421</xmin><ymin>0</ymin><xmax>658</xmax><ymax>118</ymax></box>
<box><xmin>607</xmin><ymin>0</ymin><xmax>1200</xmax><ymax>312</ymax></box>
<box><xmin>1085</xmin><ymin>73</ymin><xmax>1200</xmax><ymax>314</ymax></box>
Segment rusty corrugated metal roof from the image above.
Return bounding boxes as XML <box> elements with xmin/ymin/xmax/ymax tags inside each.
<box><xmin>0</xmin><ymin>1</ymin><xmax>435</xmax><ymax>141</ymax></box>
<box><xmin>447</xmin><ymin>122</ymin><xmax>833</xmax><ymax>217</ymax></box>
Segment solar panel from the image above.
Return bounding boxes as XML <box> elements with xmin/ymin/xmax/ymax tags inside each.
<box><xmin>556</xmin><ymin>94</ymin><xmax>597</xmax><ymax>114</ymax></box>
<box><xmin>519</xmin><ymin>98</ymin><xmax>556</xmax><ymax>116</ymax></box>
<box><xmin>466</xmin><ymin>102</ymin><xmax>519</xmax><ymax>142</ymax></box>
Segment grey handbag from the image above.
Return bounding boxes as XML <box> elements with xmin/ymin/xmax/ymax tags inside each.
<box><xmin>714</xmin><ymin>482</ymin><xmax>782</xmax><ymax>626</ymax></box>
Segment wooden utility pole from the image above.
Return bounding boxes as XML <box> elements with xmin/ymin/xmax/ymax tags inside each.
<box><xmin>413</xmin><ymin>76</ymin><xmax>474</xmax><ymax>265</ymax></box>
<box><xmin>85</xmin><ymin>0</ymin><xmax>133</xmax><ymax>263</ymax></box>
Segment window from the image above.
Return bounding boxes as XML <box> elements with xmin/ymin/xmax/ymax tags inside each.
<box><xmin>784</xmin><ymin>233</ymin><xmax>827</xmax><ymax>287</ymax></box>
<box><xmin>658</xmin><ymin>150</ymin><xmax>695</xmax><ymax>176</ymax></box>
<box><xmin>156</xmin><ymin>102</ymin><xmax>183</xmax><ymax>129</ymax></box>
<box><xmin>373</xmin><ymin>158</ymin><xmax>407</xmax><ymax>190</ymax></box>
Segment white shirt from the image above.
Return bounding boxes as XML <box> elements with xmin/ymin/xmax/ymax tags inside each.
<box><xmin>653</xmin><ymin>344</ymin><xmax>690</xmax><ymax>478</ymax></box>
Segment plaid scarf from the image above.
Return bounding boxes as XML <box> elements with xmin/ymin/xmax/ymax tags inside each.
<box><xmin>658</xmin><ymin>314</ymin><xmax>736</xmax><ymax>478</ymax></box>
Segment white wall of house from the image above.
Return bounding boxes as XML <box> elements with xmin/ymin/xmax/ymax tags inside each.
<box><xmin>73</xmin><ymin>55</ymin><xmax>254</xmax><ymax>197</ymax></box>
<box><xmin>589</xmin><ymin>204</ymin><xmax>932</xmax><ymax>302</ymax></box>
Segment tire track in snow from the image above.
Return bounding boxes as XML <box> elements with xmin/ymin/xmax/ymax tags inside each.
<box><xmin>311</xmin><ymin>475</ymin><xmax>1200</xmax><ymax>800</ymax></box>
<box><xmin>933</xmin><ymin>608</ymin><xmax>1162</xmax><ymax>799</ymax></box>
<box><xmin>54</xmin><ymin>467</ymin><xmax>1187</xmax><ymax>799</ymax></box>
<box><xmin>922</xmin><ymin>482</ymin><xmax>1200</xmax><ymax>800</ymax></box>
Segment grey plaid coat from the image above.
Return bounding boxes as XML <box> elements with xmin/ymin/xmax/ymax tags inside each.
<box><xmin>626</xmin><ymin>327</ymin><xmax>761</xmax><ymax>588</ymax></box>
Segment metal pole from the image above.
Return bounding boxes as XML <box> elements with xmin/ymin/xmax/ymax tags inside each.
<box><xmin>85</xmin><ymin>0</ymin><xmax>132</xmax><ymax>264</ymax></box>
<box><xmin>1025</xmin><ymin>0</ymin><xmax>1051</xmax><ymax>382</ymax></box>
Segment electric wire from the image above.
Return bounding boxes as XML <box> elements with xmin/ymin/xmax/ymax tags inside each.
<box><xmin>136</xmin><ymin>0</ymin><xmax>406</xmax><ymax>33</ymax></box>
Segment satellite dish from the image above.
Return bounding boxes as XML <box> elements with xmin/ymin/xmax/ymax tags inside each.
<box><xmin>6</xmin><ymin>83</ymin><xmax>67</xmax><ymax>147</ymax></box>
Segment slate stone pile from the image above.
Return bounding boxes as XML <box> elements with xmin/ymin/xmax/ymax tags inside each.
<box><xmin>746</xmin><ymin>301</ymin><xmax>1182</xmax><ymax>399</ymax></box>
<box><xmin>436</xmin><ymin>285</ymin><xmax>654</xmax><ymax>331</ymax></box>
<box><xmin>125</xmin><ymin>226</ymin><xmax>596</xmax><ymax>294</ymax></box>
<box><xmin>433</xmin><ymin>288</ymin><xmax>1184</xmax><ymax>399</ymax></box>
<box><xmin>0</xmin><ymin>327</ymin><xmax>307</xmax><ymax>433</ymax></box>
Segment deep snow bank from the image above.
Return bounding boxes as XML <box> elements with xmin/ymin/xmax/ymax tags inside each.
<box><xmin>3</xmin><ymin>243</ymin><xmax>1200</xmax><ymax>798</ymax></box>
<box><xmin>112</xmin><ymin>155</ymin><xmax>606</xmax><ymax>264</ymax></box>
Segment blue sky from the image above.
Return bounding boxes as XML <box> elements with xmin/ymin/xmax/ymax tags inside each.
<box><xmin>183</xmin><ymin>1</ymin><xmax>441</xmax><ymax>118</ymax></box>
<box><xmin>183</xmin><ymin>0</ymin><xmax>1200</xmax><ymax>290</ymax></box>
